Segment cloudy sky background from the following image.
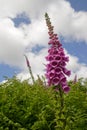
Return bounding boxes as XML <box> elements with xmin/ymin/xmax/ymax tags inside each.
<box><xmin>0</xmin><ymin>0</ymin><xmax>87</xmax><ymax>82</ymax></box>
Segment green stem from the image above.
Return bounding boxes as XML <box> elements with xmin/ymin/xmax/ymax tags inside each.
<box><xmin>59</xmin><ymin>86</ymin><xmax>64</xmax><ymax>111</ymax></box>
<box><xmin>28</xmin><ymin>66</ymin><xmax>35</xmax><ymax>84</ymax></box>
<box><xmin>58</xmin><ymin>86</ymin><xmax>67</xmax><ymax>130</ymax></box>
<box><xmin>56</xmin><ymin>86</ymin><xmax>65</xmax><ymax>130</ymax></box>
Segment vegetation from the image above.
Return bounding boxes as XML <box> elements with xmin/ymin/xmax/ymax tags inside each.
<box><xmin>0</xmin><ymin>76</ymin><xmax>87</xmax><ymax>130</ymax></box>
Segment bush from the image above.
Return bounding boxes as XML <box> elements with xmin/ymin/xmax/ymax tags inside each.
<box><xmin>0</xmin><ymin>77</ymin><xmax>56</xmax><ymax>130</ymax></box>
<box><xmin>0</xmin><ymin>77</ymin><xmax>87</xmax><ymax>130</ymax></box>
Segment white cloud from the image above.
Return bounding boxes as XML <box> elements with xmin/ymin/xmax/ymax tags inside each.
<box><xmin>66</xmin><ymin>52</ymin><xmax>87</xmax><ymax>80</ymax></box>
<box><xmin>47</xmin><ymin>0</ymin><xmax>87</xmax><ymax>42</ymax></box>
<box><xmin>1</xmin><ymin>0</ymin><xmax>87</xmax><ymax>43</ymax></box>
<box><xmin>0</xmin><ymin>0</ymin><xmax>54</xmax><ymax>18</ymax></box>
<box><xmin>16</xmin><ymin>47</ymin><xmax>87</xmax><ymax>82</ymax></box>
<box><xmin>0</xmin><ymin>0</ymin><xmax>87</xmax><ymax>82</ymax></box>
<box><xmin>0</xmin><ymin>18</ymin><xmax>26</xmax><ymax>68</ymax></box>
<box><xmin>20</xmin><ymin>19</ymin><xmax>48</xmax><ymax>48</ymax></box>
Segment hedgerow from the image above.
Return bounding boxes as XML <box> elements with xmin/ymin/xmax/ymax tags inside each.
<box><xmin>0</xmin><ymin>77</ymin><xmax>87</xmax><ymax>130</ymax></box>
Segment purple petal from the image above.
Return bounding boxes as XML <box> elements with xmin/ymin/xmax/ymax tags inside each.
<box><xmin>52</xmin><ymin>77</ymin><xmax>60</xmax><ymax>85</ymax></box>
<box><xmin>63</xmin><ymin>68</ymin><xmax>71</xmax><ymax>76</ymax></box>
<box><xmin>51</xmin><ymin>60</ymin><xmax>58</xmax><ymax>68</ymax></box>
<box><xmin>55</xmin><ymin>55</ymin><xmax>61</xmax><ymax>61</ymax></box>
<box><xmin>73</xmin><ymin>74</ymin><xmax>77</xmax><ymax>83</ymax></box>
<box><xmin>48</xmin><ymin>70</ymin><xmax>55</xmax><ymax>79</ymax></box>
<box><xmin>62</xmin><ymin>56</ymin><xmax>69</xmax><ymax>62</ymax></box>
<box><xmin>60</xmin><ymin>61</ymin><xmax>66</xmax><ymax>66</ymax></box>
<box><xmin>58</xmin><ymin>43</ymin><xmax>62</xmax><ymax>48</ymax></box>
<box><xmin>48</xmin><ymin>39</ymin><xmax>54</xmax><ymax>45</ymax></box>
<box><xmin>48</xmin><ymin>48</ymin><xmax>54</xmax><ymax>55</ymax></box>
<box><xmin>55</xmin><ymin>67</ymin><xmax>61</xmax><ymax>74</ymax></box>
<box><xmin>45</xmin><ymin>73</ymin><xmax>49</xmax><ymax>79</ymax></box>
<box><xmin>62</xmin><ymin>85</ymin><xmax>70</xmax><ymax>93</ymax></box>
<box><xmin>58</xmin><ymin>73</ymin><xmax>64</xmax><ymax>79</ymax></box>
<box><xmin>46</xmin><ymin>64</ymin><xmax>52</xmax><ymax>70</ymax></box>
<box><xmin>60</xmin><ymin>51</ymin><xmax>65</xmax><ymax>56</ymax></box>
<box><xmin>60</xmin><ymin>76</ymin><xmax>66</xmax><ymax>83</ymax></box>
<box><xmin>46</xmin><ymin>55</ymin><xmax>54</xmax><ymax>61</ymax></box>
<box><xmin>53</xmin><ymin>50</ymin><xmax>59</xmax><ymax>55</ymax></box>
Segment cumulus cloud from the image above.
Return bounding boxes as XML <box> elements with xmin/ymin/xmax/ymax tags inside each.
<box><xmin>0</xmin><ymin>18</ymin><xmax>26</xmax><ymax>67</ymax></box>
<box><xmin>17</xmin><ymin>48</ymin><xmax>87</xmax><ymax>81</ymax></box>
<box><xmin>0</xmin><ymin>0</ymin><xmax>87</xmax><ymax>81</ymax></box>
<box><xmin>47</xmin><ymin>0</ymin><xmax>87</xmax><ymax>42</ymax></box>
<box><xmin>66</xmin><ymin>52</ymin><xmax>87</xmax><ymax>80</ymax></box>
<box><xmin>0</xmin><ymin>0</ymin><xmax>54</xmax><ymax>18</ymax></box>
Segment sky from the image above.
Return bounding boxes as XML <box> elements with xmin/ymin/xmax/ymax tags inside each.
<box><xmin>0</xmin><ymin>0</ymin><xmax>87</xmax><ymax>82</ymax></box>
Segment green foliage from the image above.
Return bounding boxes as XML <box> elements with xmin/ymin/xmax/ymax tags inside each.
<box><xmin>0</xmin><ymin>77</ymin><xmax>56</xmax><ymax>130</ymax></box>
<box><xmin>0</xmin><ymin>77</ymin><xmax>87</xmax><ymax>130</ymax></box>
<box><xmin>64</xmin><ymin>79</ymin><xmax>87</xmax><ymax>130</ymax></box>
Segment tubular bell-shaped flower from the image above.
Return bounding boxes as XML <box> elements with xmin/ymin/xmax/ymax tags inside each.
<box><xmin>45</xmin><ymin>13</ymin><xmax>71</xmax><ymax>93</ymax></box>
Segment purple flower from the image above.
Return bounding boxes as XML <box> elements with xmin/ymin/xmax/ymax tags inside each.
<box><xmin>60</xmin><ymin>76</ymin><xmax>66</xmax><ymax>83</ymax></box>
<box><xmin>45</xmin><ymin>55</ymin><xmax>54</xmax><ymax>61</ymax></box>
<box><xmin>62</xmin><ymin>85</ymin><xmax>70</xmax><ymax>93</ymax></box>
<box><xmin>62</xmin><ymin>56</ymin><xmax>69</xmax><ymax>62</ymax></box>
<box><xmin>50</xmin><ymin>60</ymin><xmax>58</xmax><ymax>68</ymax></box>
<box><xmin>45</xmin><ymin>13</ymin><xmax>71</xmax><ymax>93</ymax></box>
<box><xmin>24</xmin><ymin>55</ymin><xmax>30</xmax><ymax>67</ymax></box>
<box><xmin>62</xmin><ymin>68</ymin><xmax>71</xmax><ymax>76</ymax></box>
<box><xmin>24</xmin><ymin>55</ymin><xmax>35</xmax><ymax>84</ymax></box>
<box><xmin>55</xmin><ymin>55</ymin><xmax>61</xmax><ymax>61</ymax></box>
<box><xmin>73</xmin><ymin>74</ymin><xmax>77</xmax><ymax>83</ymax></box>
<box><xmin>48</xmin><ymin>70</ymin><xmax>55</xmax><ymax>79</ymax></box>
<box><xmin>52</xmin><ymin>77</ymin><xmax>60</xmax><ymax>86</ymax></box>
<box><xmin>55</xmin><ymin>67</ymin><xmax>62</xmax><ymax>74</ymax></box>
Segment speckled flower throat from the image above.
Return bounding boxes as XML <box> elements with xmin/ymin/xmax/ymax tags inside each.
<box><xmin>45</xmin><ymin>13</ymin><xmax>71</xmax><ymax>93</ymax></box>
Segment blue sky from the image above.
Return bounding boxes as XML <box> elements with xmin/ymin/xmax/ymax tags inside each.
<box><xmin>0</xmin><ymin>0</ymin><xmax>87</xmax><ymax>82</ymax></box>
<box><xmin>12</xmin><ymin>13</ymin><xmax>30</xmax><ymax>27</ymax></box>
<box><xmin>63</xmin><ymin>41</ymin><xmax>87</xmax><ymax>64</ymax></box>
<box><xmin>63</xmin><ymin>0</ymin><xmax>87</xmax><ymax>64</ymax></box>
<box><xmin>67</xmin><ymin>0</ymin><xmax>87</xmax><ymax>11</ymax></box>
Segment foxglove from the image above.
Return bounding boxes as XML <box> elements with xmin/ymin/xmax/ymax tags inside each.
<box><xmin>24</xmin><ymin>55</ymin><xmax>35</xmax><ymax>84</ymax></box>
<box><xmin>45</xmin><ymin>13</ymin><xmax>71</xmax><ymax>93</ymax></box>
